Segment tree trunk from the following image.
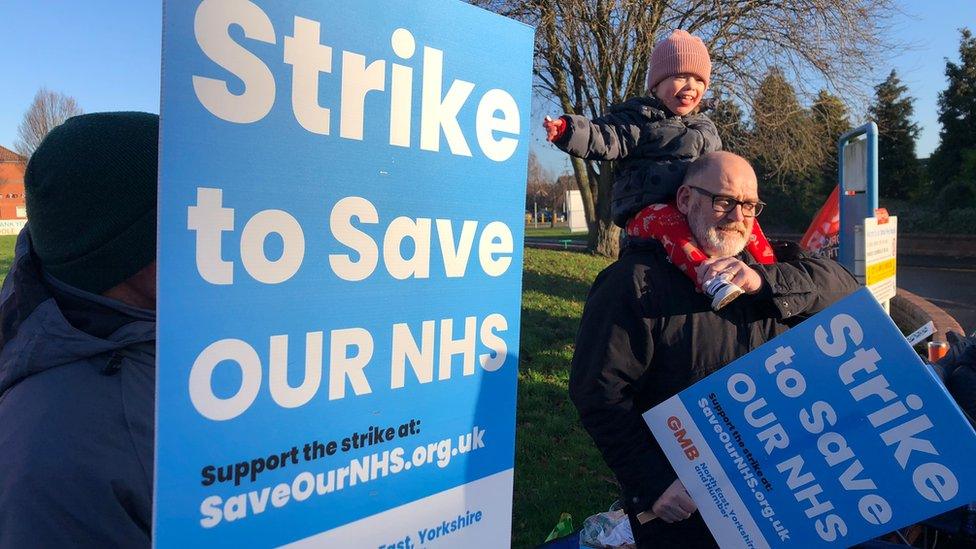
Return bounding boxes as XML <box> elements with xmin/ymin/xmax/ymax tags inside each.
<box><xmin>590</xmin><ymin>161</ymin><xmax>619</xmax><ymax>258</ymax></box>
<box><xmin>593</xmin><ymin>217</ymin><xmax>620</xmax><ymax>257</ymax></box>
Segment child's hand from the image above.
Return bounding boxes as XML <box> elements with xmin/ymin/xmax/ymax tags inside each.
<box><xmin>543</xmin><ymin>116</ymin><xmax>566</xmax><ymax>142</ymax></box>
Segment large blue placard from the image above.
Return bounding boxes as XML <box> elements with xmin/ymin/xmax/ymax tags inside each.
<box><xmin>645</xmin><ymin>289</ymin><xmax>976</xmax><ymax>548</ymax></box>
<box><xmin>155</xmin><ymin>1</ymin><xmax>533</xmax><ymax>546</ymax></box>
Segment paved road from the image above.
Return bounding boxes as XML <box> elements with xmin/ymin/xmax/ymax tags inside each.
<box><xmin>898</xmin><ymin>257</ymin><xmax>976</xmax><ymax>335</ymax></box>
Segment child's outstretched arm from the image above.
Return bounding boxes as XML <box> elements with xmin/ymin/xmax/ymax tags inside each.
<box><xmin>542</xmin><ymin>111</ymin><xmax>641</xmax><ymax>162</ymax></box>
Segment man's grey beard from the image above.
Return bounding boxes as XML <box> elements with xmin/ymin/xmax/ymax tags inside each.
<box><xmin>689</xmin><ymin>202</ymin><xmax>749</xmax><ymax>258</ymax></box>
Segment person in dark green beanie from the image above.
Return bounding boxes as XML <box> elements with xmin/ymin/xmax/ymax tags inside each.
<box><xmin>0</xmin><ymin>112</ymin><xmax>158</xmax><ymax>547</ymax></box>
<box><xmin>25</xmin><ymin>110</ymin><xmax>158</xmax><ymax>306</ymax></box>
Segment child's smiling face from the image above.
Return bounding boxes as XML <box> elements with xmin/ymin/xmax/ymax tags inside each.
<box><xmin>653</xmin><ymin>73</ymin><xmax>706</xmax><ymax>116</ymax></box>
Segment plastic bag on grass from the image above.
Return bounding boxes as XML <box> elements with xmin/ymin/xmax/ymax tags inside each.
<box><xmin>579</xmin><ymin>501</ymin><xmax>635</xmax><ymax>549</ymax></box>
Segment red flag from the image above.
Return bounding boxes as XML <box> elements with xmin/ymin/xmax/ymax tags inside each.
<box><xmin>800</xmin><ymin>185</ymin><xmax>840</xmax><ymax>259</ymax></box>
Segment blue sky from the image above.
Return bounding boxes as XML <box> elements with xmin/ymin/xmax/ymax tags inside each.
<box><xmin>1</xmin><ymin>1</ymin><xmax>973</xmax><ymax>175</ymax></box>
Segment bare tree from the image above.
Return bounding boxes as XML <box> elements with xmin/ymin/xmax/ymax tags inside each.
<box><xmin>551</xmin><ymin>173</ymin><xmax>575</xmax><ymax>216</ymax></box>
<box><xmin>473</xmin><ymin>0</ymin><xmax>900</xmax><ymax>257</ymax></box>
<box><xmin>15</xmin><ymin>88</ymin><xmax>83</xmax><ymax>159</ymax></box>
<box><xmin>525</xmin><ymin>150</ymin><xmax>556</xmax><ymax>223</ymax></box>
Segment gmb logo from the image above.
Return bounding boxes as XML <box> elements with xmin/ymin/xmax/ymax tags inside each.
<box><xmin>667</xmin><ymin>416</ymin><xmax>700</xmax><ymax>461</ymax></box>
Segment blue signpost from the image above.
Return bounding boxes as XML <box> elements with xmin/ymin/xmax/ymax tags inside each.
<box><xmin>155</xmin><ymin>1</ymin><xmax>533</xmax><ymax>546</ymax></box>
<box><xmin>837</xmin><ymin>123</ymin><xmax>879</xmax><ymax>272</ymax></box>
<box><xmin>645</xmin><ymin>289</ymin><xmax>976</xmax><ymax>548</ymax></box>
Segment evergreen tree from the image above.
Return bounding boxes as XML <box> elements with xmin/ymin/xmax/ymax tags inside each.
<box><xmin>749</xmin><ymin>69</ymin><xmax>822</xmax><ymax>189</ymax></box>
<box><xmin>748</xmin><ymin>69</ymin><xmax>824</xmax><ymax>229</ymax></box>
<box><xmin>868</xmin><ymin>70</ymin><xmax>921</xmax><ymax>199</ymax></box>
<box><xmin>929</xmin><ymin>28</ymin><xmax>976</xmax><ymax>191</ymax></box>
<box><xmin>709</xmin><ymin>94</ymin><xmax>749</xmax><ymax>157</ymax></box>
<box><xmin>810</xmin><ymin>90</ymin><xmax>852</xmax><ymax>198</ymax></box>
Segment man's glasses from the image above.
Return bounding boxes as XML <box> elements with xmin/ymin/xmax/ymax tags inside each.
<box><xmin>687</xmin><ymin>186</ymin><xmax>765</xmax><ymax>217</ymax></box>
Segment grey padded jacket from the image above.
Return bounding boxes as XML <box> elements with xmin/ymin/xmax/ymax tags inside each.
<box><xmin>554</xmin><ymin>96</ymin><xmax>722</xmax><ymax>227</ymax></box>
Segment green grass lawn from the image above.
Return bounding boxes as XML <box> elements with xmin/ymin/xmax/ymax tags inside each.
<box><xmin>514</xmin><ymin>248</ymin><xmax>615</xmax><ymax>547</ymax></box>
<box><xmin>0</xmin><ymin>235</ymin><xmax>16</xmax><ymax>282</ymax></box>
<box><xmin>0</xmin><ymin>238</ymin><xmax>610</xmax><ymax>547</ymax></box>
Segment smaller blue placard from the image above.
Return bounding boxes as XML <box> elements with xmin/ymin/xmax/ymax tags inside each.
<box><xmin>645</xmin><ymin>289</ymin><xmax>976</xmax><ymax>548</ymax></box>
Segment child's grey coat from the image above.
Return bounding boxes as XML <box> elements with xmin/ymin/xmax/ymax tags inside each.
<box><xmin>553</xmin><ymin>96</ymin><xmax>722</xmax><ymax>227</ymax></box>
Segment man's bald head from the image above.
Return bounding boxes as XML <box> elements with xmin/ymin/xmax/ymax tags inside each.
<box><xmin>677</xmin><ymin>151</ymin><xmax>760</xmax><ymax>258</ymax></box>
<box><xmin>684</xmin><ymin>151</ymin><xmax>758</xmax><ymax>195</ymax></box>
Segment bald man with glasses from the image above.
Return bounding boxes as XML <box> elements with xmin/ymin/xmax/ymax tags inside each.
<box><xmin>569</xmin><ymin>151</ymin><xmax>859</xmax><ymax>548</ymax></box>
<box><xmin>686</xmin><ymin>185</ymin><xmax>765</xmax><ymax>216</ymax></box>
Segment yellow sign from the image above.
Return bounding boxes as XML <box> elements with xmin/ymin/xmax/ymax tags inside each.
<box><xmin>866</xmin><ymin>257</ymin><xmax>896</xmax><ymax>285</ymax></box>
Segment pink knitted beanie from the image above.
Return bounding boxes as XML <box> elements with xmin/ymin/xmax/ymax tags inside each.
<box><xmin>647</xmin><ymin>29</ymin><xmax>711</xmax><ymax>91</ymax></box>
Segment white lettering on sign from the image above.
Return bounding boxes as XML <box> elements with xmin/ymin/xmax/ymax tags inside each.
<box><xmin>731</xmin><ymin>337</ymin><xmax>917</xmax><ymax>543</ymax></box>
<box><xmin>192</xmin><ymin>0</ymin><xmax>277</xmax><ymax>124</ymax></box>
<box><xmin>284</xmin><ymin>16</ymin><xmax>333</xmax><ymax>135</ymax></box>
<box><xmin>191</xmin><ymin>0</ymin><xmax>521</xmax><ymax>161</ymax></box>
<box><xmin>187</xmin><ymin>188</ymin><xmax>515</xmax><ymax>284</ymax></box>
<box><xmin>814</xmin><ymin>312</ymin><xmax>960</xmax><ymax>503</ymax></box>
<box><xmin>188</xmin><ymin>187</ymin><xmax>235</xmax><ymax>284</ymax></box>
<box><xmin>389</xmin><ymin>313</ymin><xmax>507</xmax><ymax>389</ymax></box>
<box><xmin>188</xmin><ymin>314</ymin><xmax>509</xmax><ymax>420</ymax></box>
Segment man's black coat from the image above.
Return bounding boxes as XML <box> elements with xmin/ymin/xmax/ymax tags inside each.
<box><xmin>569</xmin><ymin>241</ymin><xmax>859</xmax><ymax>546</ymax></box>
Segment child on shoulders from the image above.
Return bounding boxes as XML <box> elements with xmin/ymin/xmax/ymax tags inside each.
<box><xmin>544</xmin><ymin>29</ymin><xmax>775</xmax><ymax>310</ymax></box>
